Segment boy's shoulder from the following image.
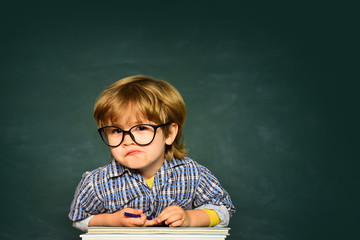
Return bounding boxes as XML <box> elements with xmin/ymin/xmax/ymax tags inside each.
<box><xmin>168</xmin><ymin>157</ymin><xmax>210</xmax><ymax>173</ymax></box>
<box><xmin>81</xmin><ymin>159</ymin><xmax>126</xmax><ymax>181</ymax></box>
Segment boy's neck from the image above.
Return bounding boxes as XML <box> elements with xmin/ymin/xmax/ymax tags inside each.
<box><xmin>137</xmin><ymin>159</ymin><xmax>165</xmax><ymax>180</ymax></box>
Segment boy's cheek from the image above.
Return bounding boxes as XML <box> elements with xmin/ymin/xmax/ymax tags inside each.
<box><xmin>110</xmin><ymin>149</ymin><xmax>124</xmax><ymax>160</ymax></box>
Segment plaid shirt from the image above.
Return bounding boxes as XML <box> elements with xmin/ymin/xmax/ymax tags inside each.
<box><xmin>69</xmin><ymin>157</ymin><xmax>235</xmax><ymax>223</ymax></box>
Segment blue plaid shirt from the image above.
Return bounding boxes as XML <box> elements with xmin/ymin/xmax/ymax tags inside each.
<box><xmin>69</xmin><ymin>157</ymin><xmax>235</xmax><ymax>224</ymax></box>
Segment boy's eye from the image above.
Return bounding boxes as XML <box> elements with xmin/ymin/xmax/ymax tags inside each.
<box><xmin>134</xmin><ymin>125</ymin><xmax>151</xmax><ymax>131</ymax></box>
<box><xmin>111</xmin><ymin>128</ymin><xmax>123</xmax><ymax>134</ymax></box>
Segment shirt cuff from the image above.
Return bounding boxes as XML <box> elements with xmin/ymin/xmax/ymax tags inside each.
<box><xmin>73</xmin><ymin>215</ymin><xmax>94</xmax><ymax>232</ymax></box>
<box><xmin>202</xmin><ymin>209</ymin><xmax>221</xmax><ymax>227</ymax></box>
<box><xmin>195</xmin><ymin>204</ymin><xmax>230</xmax><ymax>227</ymax></box>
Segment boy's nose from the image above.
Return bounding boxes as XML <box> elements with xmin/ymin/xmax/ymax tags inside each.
<box><xmin>122</xmin><ymin>132</ymin><xmax>135</xmax><ymax>146</ymax></box>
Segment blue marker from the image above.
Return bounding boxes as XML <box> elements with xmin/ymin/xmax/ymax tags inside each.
<box><xmin>124</xmin><ymin>212</ymin><xmax>153</xmax><ymax>220</ymax></box>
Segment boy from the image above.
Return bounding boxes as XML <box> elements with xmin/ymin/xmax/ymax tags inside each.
<box><xmin>69</xmin><ymin>75</ymin><xmax>235</xmax><ymax>231</ymax></box>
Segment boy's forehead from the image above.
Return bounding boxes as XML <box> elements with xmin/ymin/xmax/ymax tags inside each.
<box><xmin>109</xmin><ymin>110</ymin><xmax>149</xmax><ymax>128</ymax></box>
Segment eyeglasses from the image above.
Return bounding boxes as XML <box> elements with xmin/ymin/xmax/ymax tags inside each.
<box><xmin>98</xmin><ymin>122</ymin><xmax>171</xmax><ymax>147</ymax></box>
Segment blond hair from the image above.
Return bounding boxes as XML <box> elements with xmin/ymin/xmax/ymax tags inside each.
<box><xmin>94</xmin><ymin>75</ymin><xmax>187</xmax><ymax>161</ymax></box>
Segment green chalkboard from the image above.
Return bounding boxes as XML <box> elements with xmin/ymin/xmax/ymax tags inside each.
<box><xmin>1</xmin><ymin>1</ymin><xmax>358</xmax><ymax>240</ymax></box>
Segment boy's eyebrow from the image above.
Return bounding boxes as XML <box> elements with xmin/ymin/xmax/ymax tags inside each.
<box><xmin>111</xmin><ymin>120</ymin><xmax>151</xmax><ymax>129</ymax></box>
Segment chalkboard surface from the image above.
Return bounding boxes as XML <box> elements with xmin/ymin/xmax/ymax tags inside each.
<box><xmin>0</xmin><ymin>1</ymin><xmax>358</xmax><ymax>240</ymax></box>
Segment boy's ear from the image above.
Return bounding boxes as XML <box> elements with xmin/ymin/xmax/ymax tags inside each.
<box><xmin>165</xmin><ymin>123</ymin><xmax>178</xmax><ymax>145</ymax></box>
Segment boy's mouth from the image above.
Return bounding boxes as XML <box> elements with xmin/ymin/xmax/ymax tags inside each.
<box><xmin>125</xmin><ymin>150</ymin><xmax>142</xmax><ymax>156</ymax></box>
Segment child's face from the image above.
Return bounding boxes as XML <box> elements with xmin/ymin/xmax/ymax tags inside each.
<box><xmin>109</xmin><ymin>113</ymin><xmax>176</xmax><ymax>179</ymax></box>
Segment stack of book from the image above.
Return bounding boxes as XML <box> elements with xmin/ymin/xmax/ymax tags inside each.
<box><xmin>80</xmin><ymin>227</ymin><xmax>230</xmax><ymax>240</ymax></box>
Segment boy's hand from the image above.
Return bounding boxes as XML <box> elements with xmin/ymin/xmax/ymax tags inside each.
<box><xmin>89</xmin><ymin>208</ymin><xmax>158</xmax><ymax>227</ymax></box>
<box><xmin>118</xmin><ymin>208</ymin><xmax>157</xmax><ymax>227</ymax></box>
<box><xmin>155</xmin><ymin>206</ymin><xmax>191</xmax><ymax>227</ymax></box>
<box><xmin>155</xmin><ymin>206</ymin><xmax>211</xmax><ymax>227</ymax></box>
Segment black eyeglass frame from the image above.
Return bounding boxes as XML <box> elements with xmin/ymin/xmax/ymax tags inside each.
<box><xmin>98</xmin><ymin>122</ymin><xmax>171</xmax><ymax>147</ymax></box>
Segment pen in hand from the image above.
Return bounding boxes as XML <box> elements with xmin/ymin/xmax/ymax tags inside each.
<box><xmin>124</xmin><ymin>211</ymin><xmax>153</xmax><ymax>220</ymax></box>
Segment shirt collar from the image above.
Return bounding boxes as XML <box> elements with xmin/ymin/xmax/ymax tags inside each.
<box><xmin>107</xmin><ymin>157</ymin><xmax>189</xmax><ymax>179</ymax></box>
<box><xmin>161</xmin><ymin>157</ymin><xmax>188</xmax><ymax>171</ymax></box>
<box><xmin>108</xmin><ymin>159</ymin><xmax>130</xmax><ymax>179</ymax></box>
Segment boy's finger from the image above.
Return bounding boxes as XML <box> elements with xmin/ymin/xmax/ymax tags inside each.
<box><xmin>157</xmin><ymin>212</ymin><xmax>178</xmax><ymax>225</ymax></box>
<box><xmin>127</xmin><ymin>208</ymin><xmax>143</xmax><ymax>214</ymax></box>
<box><xmin>140</xmin><ymin>213</ymin><xmax>147</xmax><ymax>220</ymax></box>
<box><xmin>135</xmin><ymin>209</ymin><xmax>143</xmax><ymax>214</ymax></box>
<box><xmin>129</xmin><ymin>214</ymin><xmax>147</xmax><ymax>226</ymax></box>
<box><xmin>165</xmin><ymin>212</ymin><xmax>183</xmax><ymax>225</ymax></box>
<box><xmin>156</xmin><ymin>210</ymin><xmax>171</xmax><ymax>223</ymax></box>
<box><xmin>169</xmin><ymin>219</ymin><xmax>182</xmax><ymax>227</ymax></box>
<box><xmin>157</xmin><ymin>206</ymin><xmax>174</xmax><ymax>219</ymax></box>
<box><xmin>123</xmin><ymin>208</ymin><xmax>143</xmax><ymax>216</ymax></box>
<box><xmin>145</xmin><ymin>219</ymin><xmax>159</xmax><ymax>227</ymax></box>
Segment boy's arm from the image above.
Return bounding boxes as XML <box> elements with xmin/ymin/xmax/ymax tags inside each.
<box><xmin>70</xmin><ymin>172</ymin><xmax>158</xmax><ymax>231</ymax></box>
<box><xmin>73</xmin><ymin>209</ymin><xmax>159</xmax><ymax>232</ymax></box>
<box><xmin>156</xmin><ymin>162</ymin><xmax>235</xmax><ymax>227</ymax></box>
<box><xmin>192</xmin><ymin>165</ymin><xmax>236</xmax><ymax>227</ymax></box>
<box><xmin>88</xmin><ymin>208</ymin><xmax>159</xmax><ymax>227</ymax></box>
<box><xmin>155</xmin><ymin>206</ymin><xmax>223</xmax><ymax>227</ymax></box>
<box><xmin>195</xmin><ymin>204</ymin><xmax>230</xmax><ymax>227</ymax></box>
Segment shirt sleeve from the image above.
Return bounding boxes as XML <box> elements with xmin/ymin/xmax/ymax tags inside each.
<box><xmin>193</xmin><ymin>164</ymin><xmax>236</xmax><ymax>226</ymax></box>
<box><xmin>196</xmin><ymin>204</ymin><xmax>230</xmax><ymax>227</ymax></box>
<box><xmin>68</xmin><ymin>171</ymin><xmax>103</xmax><ymax>222</ymax></box>
<box><xmin>72</xmin><ymin>215</ymin><xmax>94</xmax><ymax>232</ymax></box>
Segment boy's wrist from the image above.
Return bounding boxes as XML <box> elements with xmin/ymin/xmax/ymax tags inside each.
<box><xmin>185</xmin><ymin>209</ymin><xmax>210</xmax><ymax>227</ymax></box>
<box><xmin>89</xmin><ymin>212</ymin><xmax>115</xmax><ymax>227</ymax></box>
